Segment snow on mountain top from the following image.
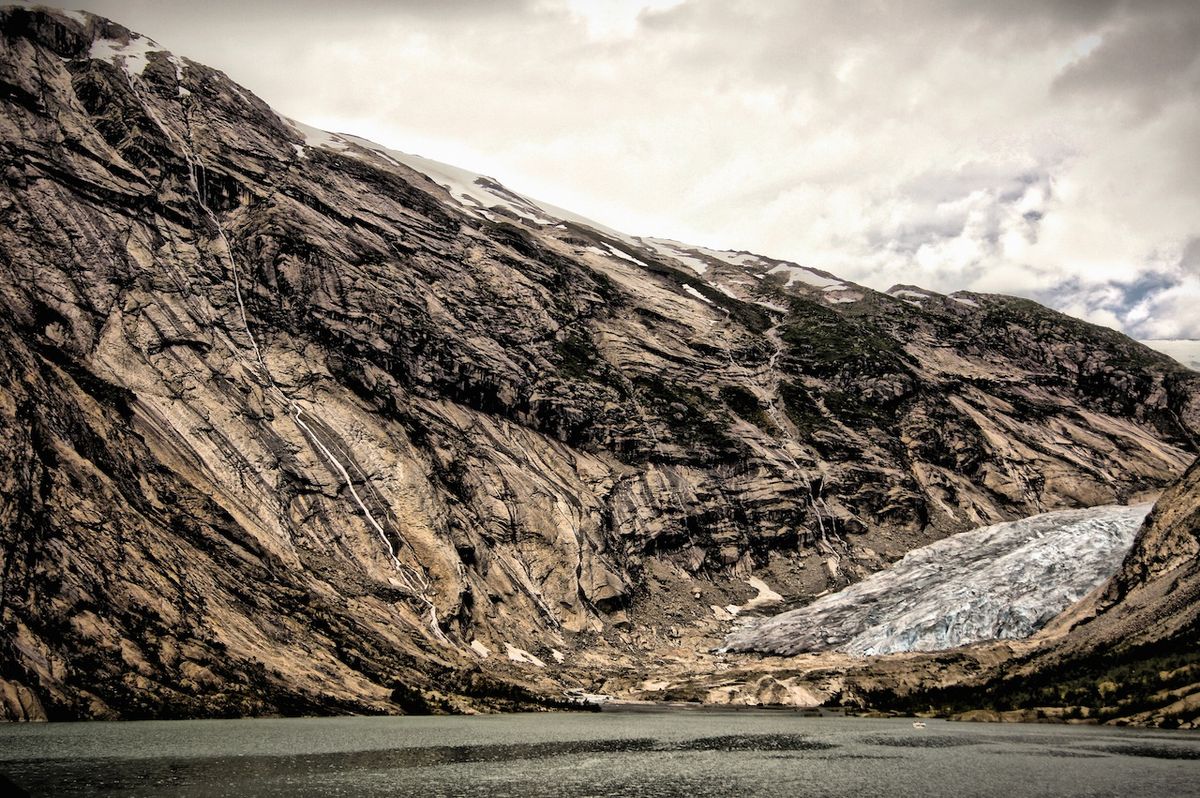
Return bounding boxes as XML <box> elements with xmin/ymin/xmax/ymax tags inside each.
<box><xmin>338</xmin><ymin>133</ymin><xmax>556</xmax><ymax>223</ymax></box>
<box><xmin>601</xmin><ymin>243</ymin><xmax>647</xmax><ymax>267</ymax></box>
<box><xmin>284</xmin><ymin>117</ymin><xmax>350</xmax><ymax>154</ymax></box>
<box><xmin>58</xmin><ymin>8</ymin><xmax>91</xmax><ymax>24</ymax></box>
<box><xmin>725</xmin><ymin>503</ymin><xmax>1150</xmax><ymax>657</ymax></box>
<box><xmin>640</xmin><ymin>238</ymin><xmax>712</xmax><ymax>275</ymax></box>
<box><xmin>888</xmin><ymin>287</ymin><xmax>932</xmax><ymax>300</ymax></box>
<box><xmin>712</xmin><ymin>251</ymin><xmax>760</xmax><ymax>266</ymax></box>
<box><xmin>1140</xmin><ymin>339</ymin><xmax>1200</xmax><ymax>371</ymax></box>
<box><xmin>765</xmin><ymin>264</ymin><xmax>843</xmax><ymax>289</ymax></box>
<box><xmin>271</xmin><ymin>119</ymin><xmax>952</xmax><ymax>312</ymax></box>
<box><xmin>688</xmin><ymin>247</ymin><xmax>765</xmax><ymax>268</ymax></box>
<box><xmin>89</xmin><ymin>32</ymin><xmax>166</xmax><ymax>76</ymax></box>
<box><xmin>277</xmin><ymin>119</ymin><xmax>563</xmax><ymax>225</ymax></box>
<box><xmin>273</xmin><ymin>119</ymin><xmax>879</xmax><ymax>302</ymax></box>
<box><xmin>524</xmin><ymin>198</ymin><xmax>643</xmax><ymax>247</ymax></box>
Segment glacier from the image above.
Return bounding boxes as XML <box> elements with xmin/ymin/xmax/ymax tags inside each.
<box><xmin>724</xmin><ymin>503</ymin><xmax>1151</xmax><ymax>656</ymax></box>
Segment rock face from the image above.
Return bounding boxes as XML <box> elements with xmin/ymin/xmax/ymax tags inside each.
<box><xmin>723</xmin><ymin>503</ymin><xmax>1151</xmax><ymax>656</ymax></box>
<box><xmin>1</xmin><ymin>7</ymin><xmax>1198</xmax><ymax>719</ymax></box>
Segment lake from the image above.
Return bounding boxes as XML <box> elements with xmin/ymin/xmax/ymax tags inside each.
<box><xmin>2</xmin><ymin>710</ymin><xmax>1199</xmax><ymax>797</ymax></box>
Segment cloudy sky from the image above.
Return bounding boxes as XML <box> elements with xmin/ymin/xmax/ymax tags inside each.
<box><xmin>42</xmin><ymin>0</ymin><xmax>1200</xmax><ymax>338</ymax></box>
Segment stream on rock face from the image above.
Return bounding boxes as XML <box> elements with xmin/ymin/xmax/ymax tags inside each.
<box><xmin>2</xmin><ymin>712</ymin><xmax>1199</xmax><ymax>797</ymax></box>
<box><xmin>725</xmin><ymin>502</ymin><xmax>1152</xmax><ymax>656</ymax></box>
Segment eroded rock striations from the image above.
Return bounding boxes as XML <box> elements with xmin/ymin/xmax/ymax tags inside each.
<box><xmin>1</xmin><ymin>7</ymin><xmax>1197</xmax><ymax>719</ymax></box>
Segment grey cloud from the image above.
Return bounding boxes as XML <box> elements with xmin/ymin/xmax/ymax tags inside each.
<box><xmin>1181</xmin><ymin>238</ymin><xmax>1200</xmax><ymax>275</ymax></box>
<box><xmin>1026</xmin><ymin>262</ymin><xmax>1198</xmax><ymax>339</ymax></box>
<box><xmin>82</xmin><ymin>0</ymin><xmax>535</xmax><ymax>19</ymax></box>
<box><xmin>901</xmin><ymin>163</ymin><xmax>1044</xmax><ymax>205</ymax></box>
<box><xmin>885</xmin><ymin>217</ymin><xmax>970</xmax><ymax>255</ymax></box>
<box><xmin>1114</xmin><ymin>271</ymin><xmax>1181</xmax><ymax>311</ymax></box>
<box><xmin>1052</xmin><ymin>7</ymin><xmax>1200</xmax><ymax>111</ymax></box>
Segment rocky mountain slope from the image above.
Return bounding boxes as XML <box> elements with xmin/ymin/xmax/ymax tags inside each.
<box><xmin>1</xmin><ymin>6</ymin><xmax>1198</xmax><ymax>720</ymax></box>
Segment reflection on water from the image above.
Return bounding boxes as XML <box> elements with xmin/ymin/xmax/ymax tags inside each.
<box><xmin>2</xmin><ymin>712</ymin><xmax>1199</xmax><ymax>797</ymax></box>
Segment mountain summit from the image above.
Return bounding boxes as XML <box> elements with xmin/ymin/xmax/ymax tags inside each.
<box><xmin>1</xmin><ymin>6</ymin><xmax>1197</xmax><ymax>719</ymax></box>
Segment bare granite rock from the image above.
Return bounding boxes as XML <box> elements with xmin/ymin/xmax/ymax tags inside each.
<box><xmin>0</xmin><ymin>6</ymin><xmax>1197</xmax><ymax>718</ymax></box>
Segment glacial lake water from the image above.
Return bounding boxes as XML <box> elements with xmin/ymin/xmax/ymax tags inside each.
<box><xmin>2</xmin><ymin>710</ymin><xmax>1199</xmax><ymax>797</ymax></box>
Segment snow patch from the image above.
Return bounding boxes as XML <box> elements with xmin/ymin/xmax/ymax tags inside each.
<box><xmin>752</xmin><ymin>299</ymin><xmax>789</xmax><ymax>313</ymax></box>
<box><xmin>765</xmin><ymin>264</ymin><xmax>843</xmax><ymax>289</ymax></box>
<box><xmin>586</xmin><ymin>244</ymin><xmax>648</xmax><ymax>268</ymax></box>
<box><xmin>281</xmin><ymin>117</ymin><xmax>350</xmax><ymax>152</ymax></box>
<box><xmin>890</xmin><ymin>288</ymin><xmax>932</xmax><ymax>300</ymax></box>
<box><xmin>950</xmin><ymin>294</ymin><xmax>980</xmax><ymax>308</ymax></box>
<box><xmin>604</xmin><ymin>243</ymin><xmax>647</xmax><ymax>267</ymax></box>
<box><xmin>642</xmin><ymin>238</ymin><xmax>711</xmax><ymax>275</ymax></box>
<box><xmin>166</xmin><ymin>54</ymin><xmax>188</xmax><ymax>96</ymax></box>
<box><xmin>504</xmin><ymin>643</ymin><xmax>546</xmax><ymax>668</ymax></box>
<box><xmin>470</xmin><ymin>640</ymin><xmax>491</xmax><ymax>659</ymax></box>
<box><xmin>682</xmin><ymin>284</ymin><xmax>713</xmax><ymax>304</ymax></box>
<box><xmin>688</xmin><ymin>247</ymin><xmax>764</xmax><ymax>268</ymax></box>
<box><xmin>89</xmin><ymin>34</ymin><xmax>165</xmax><ymax>76</ymax></box>
<box><xmin>739</xmin><ymin>577</ymin><xmax>784</xmax><ymax>613</ymax></box>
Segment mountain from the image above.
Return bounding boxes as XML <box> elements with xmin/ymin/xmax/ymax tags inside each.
<box><xmin>1</xmin><ymin>6</ymin><xmax>1198</xmax><ymax>720</ymax></box>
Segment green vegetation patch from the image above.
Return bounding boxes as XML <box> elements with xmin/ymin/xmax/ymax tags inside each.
<box><xmin>862</xmin><ymin>630</ymin><xmax>1200</xmax><ymax>725</ymax></box>
<box><xmin>778</xmin><ymin>296</ymin><xmax>909</xmax><ymax>380</ymax></box>
<box><xmin>777</xmin><ymin>380</ymin><xmax>829</xmax><ymax>433</ymax></box>
<box><xmin>554</xmin><ymin>330</ymin><xmax>604</xmax><ymax>381</ymax></box>
<box><xmin>718</xmin><ymin>385</ymin><xmax>778</xmax><ymax>434</ymax></box>
<box><xmin>633</xmin><ymin>375</ymin><xmax>739</xmax><ymax>458</ymax></box>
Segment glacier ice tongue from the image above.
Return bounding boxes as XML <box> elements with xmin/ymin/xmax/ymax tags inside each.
<box><xmin>724</xmin><ymin>503</ymin><xmax>1151</xmax><ymax>656</ymax></box>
